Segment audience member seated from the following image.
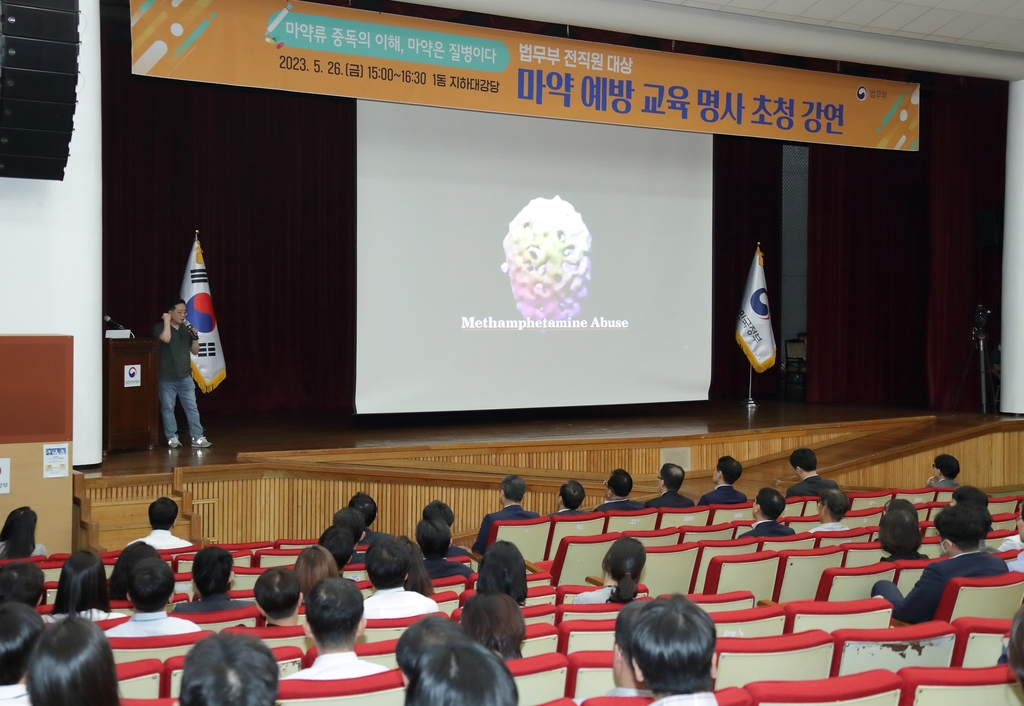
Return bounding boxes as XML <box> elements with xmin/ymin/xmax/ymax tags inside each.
<box><xmin>871</xmin><ymin>503</ymin><xmax>1007</xmax><ymax>623</ymax></box>
<box><xmin>645</xmin><ymin>463</ymin><xmax>695</xmax><ymax>509</ymax></box>
<box><xmin>284</xmin><ymin>577</ymin><xmax>388</xmax><ymax>680</ymax></box>
<box><xmin>405</xmin><ymin>640</ymin><xmax>517</xmax><ymax>706</ymax></box>
<box><xmin>104</xmin><ymin>558</ymin><xmax>202</xmax><ymax>637</ymax></box>
<box><xmin>318</xmin><ymin>526</ymin><xmax>355</xmax><ymax>571</ymax></box>
<box><xmin>628</xmin><ymin>595</ymin><xmax>718</xmax><ymax>706</ymax></box>
<box><xmin>553</xmin><ymin>480</ymin><xmax>588</xmax><ymax>516</ymax></box>
<box><xmin>417</xmin><ymin>519</ymin><xmax>473</xmax><ymax>580</ymax></box>
<box><xmin>461</xmin><ymin>592</ymin><xmax>525</xmax><ymax>660</ymax></box>
<box><xmin>108</xmin><ymin>542</ymin><xmax>160</xmax><ymax>601</ymax></box>
<box><xmin>785</xmin><ymin>448</ymin><xmax>838</xmax><ymax>498</ymax></box>
<box><xmin>180</xmin><ymin>633</ymin><xmax>278</xmax><ymax>706</ymax></box>
<box><xmin>128</xmin><ymin>497</ymin><xmax>194</xmax><ymax>550</ymax></box>
<box><xmin>46</xmin><ymin>550</ymin><xmax>118</xmax><ymax>623</ymax></box>
<box><xmin>476</xmin><ymin>540</ymin><xmax>528</xmax><ymax>606</ymax></box>
<box><xmin>174</xmin><ymin>546</ymin><xmax>254</xmax><ymax>614</ymax></box>
<box><xmin>594</xmin><ymin>469</ymin><xmax>646</xmax><ymax>512</ymax></box>
<box><xmin>27</xmin><ymin>618</ymin><xmax>119</xmax><ymax>706</ymax></box>
<box><xmin>1000</xmin><ymin>514</ymin><xmax>1024</xmax><ymax>554</ymax></box>
<box><xmin>878</xmin><ymin>499</ymin><xmax>927</xmax><ymax>562</ymax></box>
<box><xmin>254</xmin><ymin>567</ymin><xmax>302</xmax><ymax>627</ymax></box>
<box><xmin>603</xmin><ymin>601</ymin><xmax>653</xmax><ymax>700</ymax></box>
<box><xmin>950</xmin><ymin>487</ymin><xmax>999</xmax><ymax>554</ymax></box>
<box><xmin>349</xmin><ymin>492</ymin><xmax>392</xmax><ymax>545</ymax></box>
<box><xmin>332</xmin><ymin>507</ymin><xmax>368</xmax><ymax>563</ymax></box>
<box><xmin>573</xmin><ymin>537</ymin><xmax>646</xmax><ymax>605</ymax></box>
<box><xmin>362</xmin><ymin>537</ymin><xmax>439</xmax><ymax>619</ymax></box>
<box><xmin>396</xmin><ymin>615</ymin><xmax>470</xmax><ymax>685</ymax></box>
<box><xmin>1009</xmin><ymin>607</ymin><xmax>1024</xmax><ymax>686</ymax></box>
<box><xmin>398</xmin><ymin>537</ymin><xmax>435</xmax><ymax>597</ymax></box>
<box><xmin>697</xmin><ymin>457</ymin><xmax>747</xmax><ymax>506</ymax></box>
<box><xmin>0</xmin><ymin>561</ymin><xmax>45</xmax><ymax>607</ymax></box>
<box><xmin>472</xmin><ymin>475</ymin><xmax>540</xmax><ymax>554</ymax></box>
<box><xmin>809</xmin><ymin>488</ymin><xmax>851</xmax><ymax>533</ymax></box>
<box><xmin>739</xmin><ymin>488</ymin><xmax>795</xmax><ymax>538</ymax></box>
<box><xmin>422</xmin><ymin>501</ymin><xmax>470</xmax><ymax>558</ymax></box>
<box><xmin>0</xmin><ymin>507</ymin><xmax>46</xmax><ymax>559</ymax></box>
<box><xmin>927</xmin><ymin>454</ymin><xmax>961</xmax><ymax>488</ymax></box>
<box><xmin>293</xmin><ymin>545</ymin><xmax>340</xmax><ymax>597</ymax></box>
<box><xmin>0</xmin><ymin>603</ymin><xmax>45</xmax><ymax>705</ymax></box>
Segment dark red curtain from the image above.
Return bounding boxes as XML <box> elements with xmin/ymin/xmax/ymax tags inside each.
<box><xmin>101</xmin><ymin>29</ymin><xmax>356</xmax><ymax>414</ymax></box>
<box><xmin>710</xmin><ymin>136</ymin><xmax>783</xmax><ymax>398</ymax></box>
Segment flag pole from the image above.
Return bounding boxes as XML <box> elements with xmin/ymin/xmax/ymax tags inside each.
<box><xmin>746</xmin><ymin>364</ymin><xmax>756</xmax><ymax>409</ymax></box>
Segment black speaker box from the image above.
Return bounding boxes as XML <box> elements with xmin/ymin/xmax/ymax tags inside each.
<box><xmin>0</xmin><ymin>0</ymin><xmax>78</xmax><ymax>180</ymax></box>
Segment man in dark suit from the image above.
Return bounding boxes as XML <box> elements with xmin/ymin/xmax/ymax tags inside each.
<box><xmin>417</xmin><ymin>518</ymin><xmax>473</xmax><ymax>580</ymax></box>
<box><xmin>871</xmin><ymin>503</ymin><xmax>1007</xmax><ymax>623</ymax></box>
<box><xmin>593</xmin><ymin>469</ymin><xmax>646</xmax><ymax>512</ymax></box>
<box><xmin>471</xmin><ymin>475</ymin><xmax>540</xmax><ymax>553</ymax></box>
<box><xmin>348</xmin><ymin>492</ymin><xmax>392</xmax><ymax>546</ymax></box>
<box><xmin>645</xmin><ymin>464</ymin><xmax>695</xmax><ymax>509</ymax></box>
<box><xmin>696</xmin><ymin>457</ymin><xmax>747</xmax><ymax>506</ymax></box>
<box><xmin>550</xmin><ymin>480</ymin><xmax>589</xmax><ymax>516</ymax></box>
<box><xmin>739</xmin><ymin>488</ymin><xmax>795</xmax><ymax>538</ymax></box>
<box><xmin>173</xmin><ymin>547</ymin><xmax>253</xmax><ymax>614</ymax></box>
<box><xmin>785</xmin><ymin>448</ymin><xmax>838</xmax><ymax>498</ymax></box>
<box><xmin>423</xmin><ymin>500</ymin><xmax>470</xmax><ymax>558</ymax></box>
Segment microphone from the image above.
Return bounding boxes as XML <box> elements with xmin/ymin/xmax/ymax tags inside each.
<box><xmin>183</xmin><ymin>318</ymin><xmax>200</xmax><ymax>340</ymax></box>
<box><xmin>103</xmin><ymin>315</ymin><xmax>127</xmax><ymax>330</ymax></box>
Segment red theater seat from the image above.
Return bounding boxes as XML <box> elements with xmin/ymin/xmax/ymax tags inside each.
<box><xmin>744</xmin><ymin>669</ymin><xmax>903</xmax><ymax>705</ymax></box>
<box><xmin>276</xmin><ymin>670</ymin><xmax>405</xmax><ymax>705</ymax></box>
<box><xmin>896</xmin><ymin>665</ymin><xmax>1018</xmax><ymax>706</ymax></box>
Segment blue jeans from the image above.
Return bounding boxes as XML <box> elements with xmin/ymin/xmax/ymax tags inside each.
<box><xmin>159</xmin><ymin>377</ymin><xmax>203</xmax><ymax>440</ymax></box>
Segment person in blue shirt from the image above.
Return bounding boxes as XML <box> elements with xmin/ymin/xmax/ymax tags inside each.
<box><xmin>471</xmin><ymin>475</ymin><xmax>539</xmax><ymax>554</ymax></box>
<box><xmin>697</xmin><ymin>456</ymin><xmax>747</xmax><ymax>506</ymax></box>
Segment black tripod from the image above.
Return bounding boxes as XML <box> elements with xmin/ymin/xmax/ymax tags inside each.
<box><xmin>953</xmin><ymin>305</ymin><xmax>997</xmax><ymax>415</ymax></box>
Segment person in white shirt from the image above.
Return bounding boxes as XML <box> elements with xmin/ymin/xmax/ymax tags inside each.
<box><xmin>179</xmin><ymin>633</ymin><xmax>278</xmax><ymax>706</ymax></box>
<box><xmin>284</xmin><ymin>577</ymin><xmax>388</xmax><ymax>680</ymax></box>
<box><xmin>627</xmin><ymin>596</ymin><xmax>719</xmax><ymax>706</ymax></box>
<box><xmin>104</xmin><ymin>559</ymin><xmax>201</xmax><ymax>638</ymax></box>
<box><xmin>0</xmin><ymin>603</ymin><xmax>44</xmax><ymax>706</ymax></box>
<box><xmin>362</xmin><ymin>538</ymin><xmax>438</xmax><ymax>620</ymax></box>
<box><xmin>127</xmin><ymin>497</ymin><xmax>194</xmax><ymax>551</ymax></box>
<box><xmin>808</xmin><ymin>488</ymin><xmax>852</xmax><ymax>533</ymax></box>
<box><xmin>573</xmin><ymin>601</ymin><xmax>652</xmax><ymax>704</ymax></box>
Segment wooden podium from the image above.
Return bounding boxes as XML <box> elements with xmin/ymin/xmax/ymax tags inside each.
<box><xmin>103</xmin><ymin>338</ymin><xmax>160</xmax><ymax>452</ymax></box>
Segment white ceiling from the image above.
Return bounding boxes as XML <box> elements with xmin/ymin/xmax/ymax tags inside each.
<box><xmin>651</xmin><ymin>0</ymin><xmax>1024</xmax><ymax>53</ymax></box>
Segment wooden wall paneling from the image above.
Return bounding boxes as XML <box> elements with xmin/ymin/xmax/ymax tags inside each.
<box><xmin>0</xmin><ymin>442</ymin><xmax>74</xmax><ymax>554</ymax></box>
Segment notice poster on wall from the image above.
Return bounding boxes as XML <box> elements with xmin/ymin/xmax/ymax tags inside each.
<box><xmin>43</xmin><ymin>444</ymin><xmax>69</xmax><ymax>479</ymax></box>
<box><xmin>0</xmin><ymin>459</ymin><xmax>9</xmax><ymax>494</ymax></box>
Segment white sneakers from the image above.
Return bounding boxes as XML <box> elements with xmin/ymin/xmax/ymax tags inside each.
<box><xmin>167</xmin><ymin>435</ymin><xmax>212</xmax><ymax>448</ymax></box>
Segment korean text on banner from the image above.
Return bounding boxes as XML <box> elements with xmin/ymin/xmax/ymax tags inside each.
<box><xmin>128</xmin><ymin>0</ymin><xmax>920</xmax><ymax>151</ymax></box>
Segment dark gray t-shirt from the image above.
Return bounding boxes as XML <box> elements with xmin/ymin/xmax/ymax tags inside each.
<box><xmin>152</xmin><ymin>322</ymin><xmax>193</xmax><ymax>381</ymax></box>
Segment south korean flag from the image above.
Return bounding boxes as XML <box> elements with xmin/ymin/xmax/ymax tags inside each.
<box><xmin>180</xmin><ymin>234</ymin><xmax>226</xmax><ymax>392</ymax></box>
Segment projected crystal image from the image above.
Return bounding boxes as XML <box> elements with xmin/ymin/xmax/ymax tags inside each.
<box><xmin>500</xmin><ymin>196</ymin><xmax>592</xmax><ymax>321</ymax></box>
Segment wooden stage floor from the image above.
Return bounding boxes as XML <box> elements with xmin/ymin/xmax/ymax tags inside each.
<box><xmin>92</xmin><ymin>399</ymin><xmax>974</xmax><ymax>478</ymax></box>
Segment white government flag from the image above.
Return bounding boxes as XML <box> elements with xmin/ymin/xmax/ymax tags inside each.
<box><xmin>735</xmin><ymin>247</ymin><xmax>777</xmax><ymax>372</ymax></box>
<box><xmin>180</xmin><ymin>235</ymin><xmax>226</xmax><ymax>392</ymax></box>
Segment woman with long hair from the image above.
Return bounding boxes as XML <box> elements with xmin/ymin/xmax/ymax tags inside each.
<box><xmin>293</xmin><ymin>544</ymin><xmax>339</xmax><ymax>596</ymax></box>
<box><xmin>476</xmin><ymin>541</ymin><xmax>528</xmax><ymax>605</ymax></box>
<box><xmin>879</xmin><ymin>499</ymin><xmax>926</xmax><ymax>562</ymax></box>
<box><xmin>48</xmin><ymin>551</ymin><xmax>117</xmax><ymax>623</ymax></box>
<box><xmin>573</xmin><ymin>537</ymin><xmax>646</xmax><ymax>604</ymax></box>
<box><xmin>27</xmin><ymin>618</ymin><xmax>119</xmax><ymax>706</ymax></box>
<box><xmin>461</xmin><ymin>592</ymin><xmax>526</xmax><ymax>660</ymax></box>
<box><xmin>397</xmin><ymin>536</ymin><xmax>435</xmax><ymax>597</ymax></box>
<box><xmin>0</xmin><ymin>507</ymin><xmax>46</xmax><ymax>560</ymax></box>
<box><xmin>108</xmin><ymin>541</ymin><xmax>161</xmax><ymax>601</ymax></box>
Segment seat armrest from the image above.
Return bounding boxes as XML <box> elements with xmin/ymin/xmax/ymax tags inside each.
<box><xmin>585</xmin><ymin>576</ymin><xmax>604</xmax><ymax>587</ymax></box>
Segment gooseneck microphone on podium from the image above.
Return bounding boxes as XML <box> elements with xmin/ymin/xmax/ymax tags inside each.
<box><xmin>103</xmin><ymin>315</ymin><xmax>127</xmax><ymax>330</ymax></box>
<box><xmin>103</xmin><ymin>315</ymin><xmax>134</xmax><ymax>338</ymax></box>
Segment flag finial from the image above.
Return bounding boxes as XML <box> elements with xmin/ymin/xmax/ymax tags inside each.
<box><xmin>194</xmin><ymin>229</ymin><xmax>200</xmax><ymax>241</ymax></box>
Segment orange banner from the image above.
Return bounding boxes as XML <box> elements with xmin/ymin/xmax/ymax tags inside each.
<box><xmin>130</xmin><ymin>0</ymin><xmax>920</xmax><ymax>150</ymax></box>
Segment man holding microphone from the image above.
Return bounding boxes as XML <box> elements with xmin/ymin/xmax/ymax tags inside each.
<box><xmin>154</xmin><ymin>298</ymin><xmax>211</xmax><ymax>448</ymax></box>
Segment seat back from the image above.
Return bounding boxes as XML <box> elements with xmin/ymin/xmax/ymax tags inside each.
<box><xmin>991</xmin><ymin>513</ymin><xmax>1019</xmax><ymax>532</ymax></box>
<box><xmin>934</xmin><ymin>573</ymin><xmax>1024</xmax><ymax>623</ymax></box>
<box><xmin>712</xmin><ymin>605</ymin><xmax>786</xmax><ymax>638</ymax></box>
<box><xmin>431</xmin><ymin>591</ymin><xmax>460</xmax><ymax>617</ymax></box>
<box><xmin>224</xmin><ymin>625</ymin><xmax>314</xmax><ymax>652</ymax></box>
<box><xmin>566</xmin><ymin>652</ymin><xmax>615</xmax><ymax>701</ymax></box>
<box><xmin>165</xmin><ymin>647</ymin><xmax>303</xmax><ymax>697</ymax></box>
<box><xmin>656</xmin><ymin>506</ymin><xmax>712</xmax><ymax>529</ymax></box>
<box><xmin>783</xmin><ymin>598</ymin><xmax>893</xmax><ymax>634</ymax></box>
<box><xmin>352</xmin><ymin>640</ymin><xmax>399</xmax><ymax>671</ymax></box>
<box><xmin>231</xmin><ymin>566</ymin><xmax>268</xmax><ymax>591</ymax></box>
<box><xmin>604</xmin><ymin>509</ymin><xmax>659</xmax><ymax>534</ymax></box>
<box><xmin>360</xmin><ymin>615</ymin><xmax>441</xmax><ymax>644</ymax></box>
<box><xmin>843</xmin><ymin>508</ymin><xmax>884</xmax><ymax>529</ymax></box>
<box><xmin>714</xmin><ymin>630</ymin><xmax>834</xmax><ymax>690</ymax></box>
<box><xmin>848</xmin><ymin>491</ymin><xmax>895</xmax><ymax>511</ymax></box>
<box><xmin>951</xmin><ymin>617</ymin><xmax>1012</xmax><ymax>668</ymax></box>
<box><xmin>179</xmin><ymin>607</ymin><xmax>262</xmax><ymax>633</ymax></box>
<box><xmin>842</xmin><ymin>542</ymin><xmax>887</xmax><ymax>568</ymax></box>
<box><xmin>253</xmin><ymin>549</ymin><xmax>302</xmax><ymax>568</ymax></box>
<box><xmin>116</xmin><ymin>660</ymin><xmax>163</xmax><ymax>700</ymax></box>
<box><xmin>896</xmin><ymin>664</ymin><xmax>1023</xmax><ymax>706</ymax></box>
<box><xmin>708</xmin><ymin>503</ymin><xmax>755</xmax><ymax>524</ymax></box>
<box><xmin>815</xmin><ymin>528</ymin><xmax>874</xmax><ymax>548</ymax></box>
<box><xmin>521</xmin><ymin>605</ymin><xmax>557</xmax><ymax>626</ymax></box>
<box><xmin>430</xmin><ymin>575</ymin><xmax>468</xmax><ymax>596</ymax></box>
<box><xmin>274</xmin><ymin>539</ymin><xmax>318</xmax><ymax>550</ymax></box>
<box><xmin>622</xmin><ymin>527</ymin><xmax>680</xmax><ymax>548</ymax></box>
<box><xmin>492</xmin><ymin>518</ymin><xmax>552</xmax><ymax>563</ymax></box>
<box><xmin>523</xmin><ymin>586</ymin><xmax>557</xmax><ymax>607</ymax></box>
<box><xmin>546</xmin><ymin>514</ymin><xmax>607</xmax><ymax>561</ymax></box>
<box><xmin>783</xmin><ymin>516</ymin><xmax>825</xmax><ymax>534</ymax></box>
<box><xmin>521</xmin><ymin>623</ymin><xmax>560</xmax><ymax>657</ymax></box>
<box><xmin>988</xmin><ymin>497</ymin><xmax>1023</xmax><ymax>516</ymax></box>
<box><xmin>773</xmin><ymin>547</ymin><xmax>845</xmax><ymax>603</ymax></box>
<box><xmin>743</xmin><ymin>669</ymin><xmax>903</xmax><ymax>706</ymax></box>
<box><xmin>704</xmin><ymin>551</ymin><xmax>780</xmax><ymax>602</ymax></box>
<box><xmin>275</xmin><ymin>670</ymin><xmax>406</xmax><ymax>706</ymax></box>
<box><xmin>638</xmin><ymin>544</ymin><xmax>698</xmax><ymax>598</ymax></box>
<box><xmin>692</xmin><ymin>538</ymin><xmax>759</xmax><ymax>593</ymax></box>
<box><xmin>893</xmin><ymin>489</ymin><xmax>937</xmax><ymax>505</ymax></box>
<box><xmin>816</xmin><ymin>563</ymin><xmax>896</xmax><ymax>602</ymax></box>
<box><xmin>556</xmin><ymin>620</ymin><xmax>617</xmax><ymax>654</ymax></box>
<box><xmin>557</xmin><ymin>603</ymin><xmax>624</xmax><ymax>624</ymax></box>
<box><xmin>758</xmin><ymin>534</ymin><xmax>817</xmax><ymax>552</ymax></box>
<box><xmin>894</xmin><ymin>559</ymin><xmax>937</xmax><ymax>595</ymax></box>
<box><xmin>549</xmin><ymin>534</ymin><xmax>620</xmax><ymax>587</ymax></box>
<box><xmin>506</xmin><ymin>654</ymin><xmax>570</xmax><ymax>706</ymax></box>
<box><xmin>832</xmin><ymin>622</ymin><xmax>956</xmax><ymax>676</ymax></box>
<box><xmin>679</xmin><ymin>523</ymin><xmax>736</xmax><ymax>544</ymax></box>
<box><xmin>919</xmin><ymin>538</ymin><xmax>944</xmax><ymax>558</ymax></box>
<box><xmin>108</xmin><ymin>631</ymin><xmax>214</xmax><ymax>664</ymax></box>
<box><xmin>687</xmin><ymin>591</ymin><xmax>755</xmax><ymax>613</ymax></box>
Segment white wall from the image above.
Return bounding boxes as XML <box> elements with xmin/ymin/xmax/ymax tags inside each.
<box><xmin>0</xmin><ymin>0</ymin><xmax>103</xmax><ymax>465</ymax></box>
<box><xmin>1003</xmin><ymin>80</ymin><xmax>1024</xmax><ymax>414</ymax></box>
